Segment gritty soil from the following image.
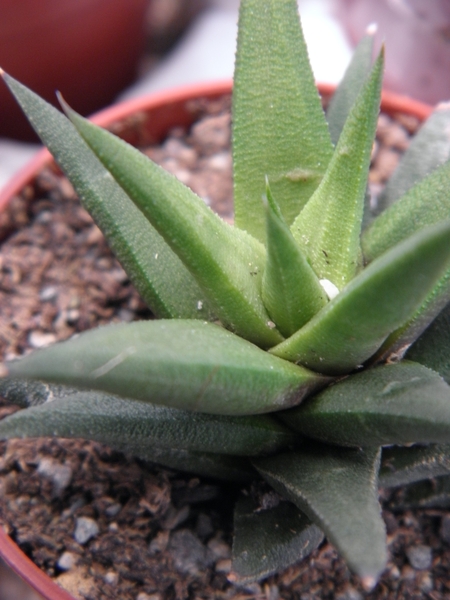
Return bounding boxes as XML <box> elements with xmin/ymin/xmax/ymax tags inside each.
<box><xmin>0</xmin><ymin>95</ymin><xmax>450</xmax><ymax>600</ymax></box>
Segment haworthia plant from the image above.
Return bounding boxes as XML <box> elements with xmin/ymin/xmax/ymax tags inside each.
<box><xmin>1</xmin><ymin>0</ymin><xmax>450</xmax><ymax>590</ymax></box>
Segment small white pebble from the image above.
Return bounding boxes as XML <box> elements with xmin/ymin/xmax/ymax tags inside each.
<box><xmin>57</xmin><ymin>551</ymin><xmax>77</xmax><ymax>571</ymax></box>
<box><xmin>29</xmin><ymin>331</ymin><xmax>57</xmax><ymax>348</ymax></box>
<box><xmin>74</xmin><ymin>516</ymin><xmax>99</xmax><ymax>545</ymax></box>
<box><xmin>267</xmin><ymin>321</ymin><xmax>276</xmax><ymax>329</ymax></box>
<box><xmin>319</xmin><ymin>279</ymin><xmax>340</xmax><ymax>300</ymax></box>
<box><xmin>215</xmin><ymin>559</ymin><xmax>231</xmax><ymax>573</ymax></box>
<box><xmin>104</xmin><ymin>571</ymin><xmax>119</xmax><ymax>585</ymax></box>
<box><xmin>197</xmin><ymin>300</ymin><xmax>203</xmax><ymax>310</ymax></box>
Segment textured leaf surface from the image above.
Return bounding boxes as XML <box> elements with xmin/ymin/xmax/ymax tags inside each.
<box><xmin>392</xmin><ymin>475</ymin><xmax>450</xmax><ymax>509</ymax></box>
<box><xmin>270</xmin><ymin>221</ymin><xmax>450</xmax><ymax>373</ymax></box>
<box><xmin>376</xmin><ymin>102</ymin><xmax>450</xmax><ymax>213</ymax></box>
<box><xmin>1</xmin><ymin>72</ymin><xmax>214</xmax><ymax>321</ymax></box>
<box><xmin>406</xmin><ymin>302</ymin><xmax>450</xmax><ymax>383</ymax></box>
<box><xmin>0</xmin><ymin>378</ymin><xmax>80</xmax><ymax>408</ymax></box>
<box><xmin>0</xmin><ymin>390</ymin><xmax>295</xmax><ymax>457</ymax></box>
<box><xmin>326</xmin><ymin>28</ymin><xmax>375</xmax><ymax>145</ymax></box>
<box><xmin>380</xmin><ymin>444</ymin><xmax>450</xmax><ymax>488</ymax></box>
<box><xmin>230</xmin><ymin>495</ymin><xmax>323</xmax><ymax>583</ymax></box>
<box><xmin>254</xmin><ymin>446</ymin><xmax>386</xmax><ymax>586</ymax></box>
<box><xmin>232</xmin><ymin>0</ymin><xmax>333</xmax><ymax>243</ymax></box>
<box><xmin>291</xmin><ymin>52</ymin><xmax>383</xmax><ymax>290</ymax></box>
<box><xmin>262</xmin><ymin>184</ymin><xmax>327</xmax><ymax>337</ymax></box>
<box><xmin>362</xmin><ymin>160</ymin><xmax>450</xmax><ymax>262</ymax></box>
<box><xmin>4</xmin><ymin>320</ymin><xmax>328</xmax><ymax>415</ymax></box>
<box><xmin>62</xmin><ymin>102</ymin><xmax>282</xmax><ymax>349</ymax></box>
<box><xmin>280</xmin><ymin>361</ymin><xmax>450</xmax><ymax>446</ymax></box>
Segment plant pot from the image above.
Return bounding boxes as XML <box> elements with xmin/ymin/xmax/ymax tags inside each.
<box><xmin>0</xmin><ymin>82</ymin><xmax>433</xmax><ymax>599</ymax></box>
<box><xmin>0</xmin><ymin>0</ymin><xmax>150</xmax><ymax>141</ymax></box>
<box><xmin>333</xmin><ymin>0</ymin><xmax>450</xmax><ymax>104</ymax></box>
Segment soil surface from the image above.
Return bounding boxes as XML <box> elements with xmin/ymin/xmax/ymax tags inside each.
<box><xmin>1</xmin><ymin>96</ymin><xmax>450</xmax><ymax>600</ymax></box>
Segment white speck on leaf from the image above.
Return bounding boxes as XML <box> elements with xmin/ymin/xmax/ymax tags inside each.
<box><xmin>91</xmin><ymin>346</ymin><xmax>137</xmax><ymax>379</ymax></box>
<box><xmin>319</xmin><ymin>279</ymin><xmax>339</xmax><ymax>300</ymax></box>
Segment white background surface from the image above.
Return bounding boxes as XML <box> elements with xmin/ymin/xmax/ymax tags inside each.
<box><xmin>0</xmin><ymin>0</ymin><xmax>352</xmax><ymax>192</ymax></box>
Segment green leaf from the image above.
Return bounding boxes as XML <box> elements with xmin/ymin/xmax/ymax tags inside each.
<box><xmin>232</xmin><ymin>0</ymin><xmax>333</xmax><ymax>243</ymax></box>
<box><xmin>327</xmin><ymin>27</ymin><xmax>376</xmax><ymax>145</ymax></box>
<box><xmin>406</xmin><ymin>301</ymin><xmax>450</xmax><ymax>382</ymax></box>
<box><xmin>270</xmin><ymin>221</ymin><xmax>450</xmax><ymax>374</ymax></box>
<box><xmin>391</xmin><ymin>475</ymin><xmax>450</xmax><ymax>509</ymax></box>
<box><xmin>380</xmin><ymin>444</ymin><xmax>450</xmax><ymax>488</ymax></box>
<box><xmin>254</xmin><ymin>446</ymin><xmax>386</xmax><ymax>587</ymax></box>
<box><xmin>0</xmin><ymin>378</ymin><xmax>81</xmax><ymax>408</ymax></box>
<box><xmin>291</xmin><ymin>51</ymin><xmax>383</xmax><ymax>290</ymax></box>
<box><xmin>279</xmin><ymin>361</ymin><xmax>450</xmax><ymax>447</ymax></box>
<box><xmin>60</xmin><ymin>100</ymin><xmax>282</xmax><ymax>349</ymax></box>
<box><xmin>261</xmin><ymin>183</ymin><xmax>327</xmax><ymax>337</ymax></box>
<box><xmin>230</xmin><ymin>495</ymin><xmax>323</xmax><ymax>584</ymax></box>
<box><xmin>3</xmin><ymin>320</ymin><xmax>329</xmax><ymax>416</ymax></box>
<box><xmin>0</xmin><ymin>389</ymin><xmax>295</xmax><ymax>457</ymax></box>
<box><xmin>362</xmin><ymin>160</ymin><xmax>450</xmax><ymax>263</ymax></box>
<box><xmin>376</xmin><ymin>101</ymin><xmax>450</xmax><ymax>213</ymax></box>
<box><xmin>1</xmin><ymin>72</ymin><xmax>214</xmax><ymax>321</ymax></box>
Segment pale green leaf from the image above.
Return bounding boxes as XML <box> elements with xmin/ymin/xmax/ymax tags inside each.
<box><xmin>380</xmin><ymin>444</ymin><xmax>450</xmax><ymax>488</ymax></box>
<box><xmin>327</xmin><ymin>28</ymin><xmax>376</xmax><ymax>145</ymax></box>
<box><xmin>362</xmin><ymin>160</ymin><xmax>450</xmax><ymax>263</ymax></box>
<box><xmin>279</xmin><ymin>361</ymin><xmax>450</xmax><ymax>446</ymax></box>
<box><xmin>1</xmin><ymin>72</ymin><xmax>215</xmax><ymax>321</ymax></box>
<box><xmin>230</xmin><ymin>495</ymin><xmax>323</xmax><ymax>584</ymax></box>
<box><xmin>261</xmin><ymin>183</ymin><xmax>327</xmax><ymax>337</ymax></box>
<box><xmin>232</xmin><ymin>0</ymin><xmax>333</xmax><ymax>243</ymax></box>
<box><xmin>270</xmin><ymin>221</ymin><xmax>450</xmax><ymax>374</ymax></box>
<box><xmin>3</xmin><ymin>320</ymin><xmax>329</xmax><ymax>415</ymax></box>
<box><xmin>291</xmin><ymin>51</ymin><xmax>383</xmax><ymax>289</ymax></box>
<box><xmin>254</xmin><ymin>446</ymin><xmax>386</xmax><ymax>587</ymax></box>
<box><xmin>60</xmin><ymin>101</ymin><xmax>282</xmax><ymax>349</ymax></box>
<box><xmin>0</xmin><ymin>389</ymin><xmax>295</xmax><ymax>457</ymax></box>
<box><xmin>376</xmin><ymin>101</ymin><xmax>450</xmax><ymax>213</ymax></box>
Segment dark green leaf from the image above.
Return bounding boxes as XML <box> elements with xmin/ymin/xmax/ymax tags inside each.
<box><xmin>232</xmin><ymin>0</ymin><xmax>333</xmax><ymax>243</ymax></box>
<box><xmin>4</xmin><ymin>320</ymin><xmax>329</xmax><ymax>416</ymax></box>
<box><xmin>390</xmin><ymin>475</ymin><xmax>450</xmax><ymax>509</ymax></box>
<box><xmin>61</xmin><ymin>100</ymin><xmax>282</xmax><ymax>349</ymax></box>
<box><xmin>291</xmin><ymin>51</ymin><xmax>383</xmax><ymax>290</ymax></box>
<box><xmin>1</xmin><ymin>72</ymin><xmax>215</xmax><ymax>321</ymax></box>
<box><xmin>230</xmin><ymin>495</ymin><xmax>323</xmax><ymax>583</ymax></box>
<box><xmin>327</xmin><ymin>27</ymin><xmax>376</xmax><ymax>145</ymax></box>
<box><xmin>280</xmin><ymin>361</ymin><xmax>450</xmax><ymax>446</ymax></box>
<box><xmin>380</xmin><ymin>444</ymin><xmax>450</xmax><ymax>488</ymax></box>
<box><xmin>262</xmin><ymin>183</ymin><xmax>327</xmax><ymax>337</ymax></box>
<box><xmin>270</xmin><ymin>221</ymin><xmax>450</xmax><ymax>374</ymax></box>
<box><xmin>0</xmin><ymin>389</ymin><xmax>295</xmax><ymax>457</ymax></box>
<box><xmin>406</xmin><ymin>301</ymin><xmax>450</xmax><ymax>383</ymax></box>
<box><xmin>0</xmin><ymin>378</ymin><xmax>80</xmax><ymax>408</ymax></box>
<box><xmin>254</xmin><ymin>446</ymin><xmax>386</xmax><ymax>587</ymax></box>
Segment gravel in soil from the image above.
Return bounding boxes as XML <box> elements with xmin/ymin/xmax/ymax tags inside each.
<box><xmin>1</xmin><ymin>96</ymin><xmax>450</xmax><ymax>599</ymax></box>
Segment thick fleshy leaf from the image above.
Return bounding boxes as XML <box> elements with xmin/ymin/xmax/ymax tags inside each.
<box><xmin>362</xmin><ymin>160</ymin><xmax>450</xmax><ymax>263</ymax></box>
<box><xmin>291</xmin><ymin>51</ymin><xmax>383</xmax><ymax>290</ymax></box>
<box><xmin>406</xmin><ymin>301</ymin><xmax>450</xmax><ymax>383</ymax></box>
<box><xmin>279</xmin><ymin>361</ymin><xmax>450</xmax><ymax>447</ymax></box>
<box><xmin>3</xmin><ymin>320</ymin><xmax>329</xmax><ymax>415</ymax></box>
<box><xmin>380</xmin><ymin>444</ymin><xmax>450</xmax><ymax>488</ymax></box>
<box><xmin>60</xmin><ymin>101</ymin><xmax>282</xmax><ymax>349</ymax></box>
<box><xmin>376</xmin><ymin>101</ymin><xmax>450</xmax><ymax>214</ymax></box>
<box><xmin>229</xmin><ymin>495</ymin><xmax>323</xmax><ymax>584</ymax></box>
<box><xmin>261</xmin><ymin>184</ymin><xmax>327</xmax><ymax>337</ymax></box>
<box><xmin>327</xmin><ymin>27</ymin><xmax>376</xmax><ymax>145</ymax></box>
<box><xmin>372</xmin><ymin>270</ymin><xmax>450</xmax><ymax>364</ymax></box>
<box><xmin>270</xmin><ymin>221</ymin><xmax>450</xmax><ymax>374</ymax></box>
<box><xmin>0</xmin><ymin>378</ymin><xmax>80</xmax><ymax>408</ymax></box>
<box><xmin>232</xmin><ymin>0</ymin><xmax>333</xmax><ymax>243</ymax></box>
<box><xmin>254</xmin><ymin>446</ymin><xmax>386</xmax><ymax>587</ymax></box>
<box><xmin>1</xmin><ymin>72</ymin><xmax>215</xmax><ymax>321</ymax></box>
<box><xmin>390</xmin><ymin>475</ymin><xmax>450</xmax><ymax>509</ymax></box>
<box><xmin>0</xmin><ymin>390</ymin><xmax>295</xmax><ymax>457</ymax></box>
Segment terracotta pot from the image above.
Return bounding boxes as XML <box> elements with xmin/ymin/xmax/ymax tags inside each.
<box><xmin>0</xmin><ymin>81</ymin><xmax>432</xmax><ymax>599</ymax></box>
<box><xmin>333</xmin><ymin>0</ymin><xmax>450</xmax><ymax>105</ymax></box>
<box><xmin>0</xmin><ymin>0</ymin><xmax>149</xmax><ymax>141</ymax></box>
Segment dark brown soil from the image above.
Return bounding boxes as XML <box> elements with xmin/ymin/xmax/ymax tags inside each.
<box><xmin>1</xmin><ymin>96</ymin><xmax>449</xmax><ymax>600</ymax></box>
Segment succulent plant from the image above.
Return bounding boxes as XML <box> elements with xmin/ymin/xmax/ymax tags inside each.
<box><xmin>2</xmin><ymin>0</ymin><xmax>450</xmax><ymax>589</ymax></box>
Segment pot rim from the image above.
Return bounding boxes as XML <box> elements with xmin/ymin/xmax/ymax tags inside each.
<box><xmin>0</xmin><ymin>78</ymin><xmax>432</xmax><ymax>600</ymax></box>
